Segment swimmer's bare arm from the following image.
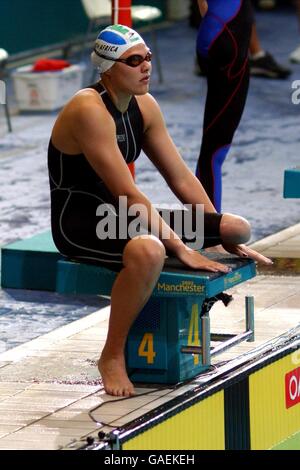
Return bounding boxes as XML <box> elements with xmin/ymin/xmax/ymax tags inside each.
<box><xmin>138</xmin><ymin>94</ymin><xmax>272</xmax><ymax>266</ymax></box>
<box><xmin>138</xmin><ymin>94</ymin><xmax>216</xmax><ymax>213</ymax></box>
<box><xmin>70</xmin><ymin>93</ymin><xmax>229</xmax><ymax>273</ymax></box>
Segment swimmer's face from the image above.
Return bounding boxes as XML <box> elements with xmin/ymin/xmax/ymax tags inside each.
<box><xmin>108</xmin><ymin>44</ymin><xmax>152</xmax><ymax>95</ymax></box>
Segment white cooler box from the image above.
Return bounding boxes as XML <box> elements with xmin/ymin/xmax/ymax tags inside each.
<box><xmin>12</xmin><ymin>64</ymin><xmax>85</xmax><ymax>111</ymax></box>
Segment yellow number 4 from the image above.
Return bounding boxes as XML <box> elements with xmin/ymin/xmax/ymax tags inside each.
<box><xmin>138</xmin><ymin>333</ymin><xmax>156</xmax><ymax>364</ymax></box>
<box><xmin>188</xmin><ymin>304</ymin><xmax>200</xmax><ymax>365</ymax></box>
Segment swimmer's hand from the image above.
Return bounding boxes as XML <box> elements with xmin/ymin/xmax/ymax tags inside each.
<box><xmin>222</xmin><ymin>243</ymin><xmax>273</xmax><ymax>265</ymax></box>
<box><xmin>175</xmin><ymin>245</ymin><xmax>231</xmax><ymax>273</ymax></box>
<box><xmin>198</xmin><ymin>0</ymin><xmax>208</xmax><ymax>17</ymax></box>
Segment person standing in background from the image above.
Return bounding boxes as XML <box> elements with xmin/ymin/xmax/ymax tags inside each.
<box><xmin>195</xmin><ymin>0</ymin><xmax>253</xmax><ymax>212</ymax></box>
<box><xmin>194</xmin><ymin>0</ymin><xmax>291</xmax><ymax>212</ymax></box>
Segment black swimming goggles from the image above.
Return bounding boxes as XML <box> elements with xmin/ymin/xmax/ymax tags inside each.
<box><xmin>93</xmin><ymin>49</ymin><xmax>152</xmax><ymax>68</ymax></box>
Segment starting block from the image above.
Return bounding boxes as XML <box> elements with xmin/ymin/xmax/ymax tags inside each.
<box><xmin>1</xmin><ymin>231</ymin><xmax>62</xmax><ymax>290</ymax></box>
<box><xmin>1</xmin><ymin>231</ymin><xmax>256</xmax><ymax>384</ymax></box>
<box><xmin>56</xmin><ymin>254</ymin><xmax>256</xmax><ymax>384</ymax></box>
<box><xmin>283</xmin><ymin>168</ymin><xmax>300</xmax><ymax>198</ymax></box>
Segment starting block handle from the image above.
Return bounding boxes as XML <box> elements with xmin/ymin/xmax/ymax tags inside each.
<box><xmin>245</xmin><ymin>295</ymin><xmax>255</xmax><ymax>342</ymax></box>
<box><xmin>201</xmin><ymin>315</ymin><xmax>211</xmax><ymax>366</ymax></box>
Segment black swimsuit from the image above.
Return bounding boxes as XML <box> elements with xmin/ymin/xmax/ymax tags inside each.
<box><xmin>48</xmin><ymin>83</ymin><xmax>223</xmax><ymax>272</ymax></box>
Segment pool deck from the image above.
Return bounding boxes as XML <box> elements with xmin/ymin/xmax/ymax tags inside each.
<box><xmin>251</xmin><ymin>223</ymin><xmax>300</xmax><ymax>274</ymax></box>
<box><xmin>0</xmin><ymin>224</ymin><xmax>299</xmax><ymax>450</ymax></box>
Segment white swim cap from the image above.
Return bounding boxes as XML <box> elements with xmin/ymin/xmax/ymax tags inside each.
<box><xmin>91</xmin><ymin>24</ymin><xmax>145</xmax><ymax>74</ymax></box>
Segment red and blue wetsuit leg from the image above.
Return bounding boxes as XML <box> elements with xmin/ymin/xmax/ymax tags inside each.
<box><xmin>196</xmin><ymin>0</ymin><xmax>253</xmax><ymax>211</ymax></box>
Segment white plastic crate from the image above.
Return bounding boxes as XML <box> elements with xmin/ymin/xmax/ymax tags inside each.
<box><xmin>12</xmin><ymin>64</ymin><xmax>85</xmax><ymax>111</ymax></box>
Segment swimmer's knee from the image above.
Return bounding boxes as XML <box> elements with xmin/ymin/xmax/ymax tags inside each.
<box><xmin>124</xmin><ymin>235</ymin><xmax>166</xmax><ymax>270</ymax></box>
<box><xmin>220</xmin><ymin>213</ymin><xmax>251</xmax><ymax>245</ymax></box>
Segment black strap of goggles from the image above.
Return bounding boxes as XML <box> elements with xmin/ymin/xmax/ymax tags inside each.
<box><xmin>93</xmin><ymin>49</ymin><xmax>114</xmax><ymax>61</ymax></box>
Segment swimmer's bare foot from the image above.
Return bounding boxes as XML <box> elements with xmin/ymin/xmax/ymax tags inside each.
<box><xmin>98</xmin><ymin>351</ymin><xmax>135</xmax><ymax>397</ymax></box>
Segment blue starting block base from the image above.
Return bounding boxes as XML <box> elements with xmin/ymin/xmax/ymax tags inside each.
<box><xmin>1</xmin><ymin>231</ymin><xmax>256</xmax><ymax>384</ymax></box>
<box><xmin>283</xmin><ymin>168</ymin><xmax>300</xmax><ymax>198</ymax></box>
<box><xmin>0</xmin><ymin>232</ymin><xmax>62</xmax><ymax>291</ymax></box>
<box><xmin>57</xmin><ymin>256</ymin><xmax>256</xmax><ymax>383</ymax></box>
